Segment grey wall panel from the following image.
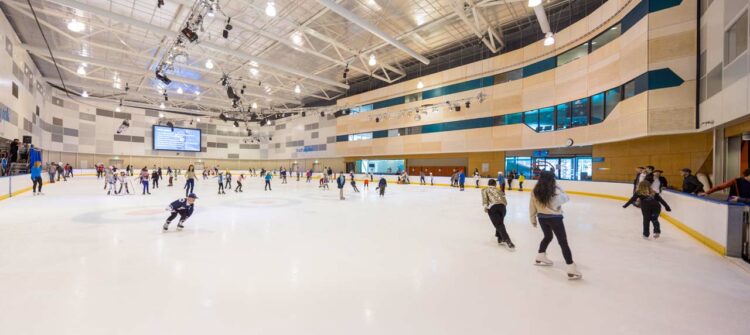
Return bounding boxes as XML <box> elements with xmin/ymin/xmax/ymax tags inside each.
<box><xmin>52</xmin><ymin>97</ymin><xmax>64</xmax><ymax>107</ymax></box>
<box><xmin>131</xmin><ymin>136</ymin><xmax>145</xmax><ymax>143</ymax></box>
<box><xmin>23</xmin><ymin>118</ymin><xmax>32</xmax><ymax>132</ymax></box>
<box><xmin>114</xmin><ymin>134</ymin><xmax>131</xmax><ymax>142</ymax></box>
<box><xmin>228</xmin><ymin>153</ymin><xmax>239</xmax><ymax>159</ymax></box>
<box><xmin>96</xmin><ymin>109</ymin><xmax>114</xmax><ymax>117</ymax></box>
<box><xmin>114</xmin><ymin>112</ymin><xmax>132</xmax><ymax>120</ymax></box>
<box><xmin>96</xmin><ymin>140</ymin><xmax>114</xmax><ymax>154</ymax></box>
<box><xmin>63</xmin><ymin>128</ymin><xmax>78</xmax><ymax>137</ymax></box>
<box><xmin>52</xmin><ymin>117</ymin><xmax>63</xmax><ymax>126</ymax></box>
<box><xmin>311</xmin><ymin>131</ymin><xmax>319</xmax><ymax>139</ymax></box>
<box><xmin>144</xmin><ymin>109</ymin><xmax>160</xmax><ymax>117</ymax></box>
<box><xmin>51</xmin><ymin>134</ymin><xmax>63</xmax><ymax>143</ymax></box>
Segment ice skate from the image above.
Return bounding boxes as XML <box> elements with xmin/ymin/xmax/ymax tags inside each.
<box><xmin>534</xmin><ymin>253</ymin><xmax>553</xmax><ymax>266</ymax></box>
<box><xmin>506</xmin><ymin>241</ymin><xmax>516</xmax><ymax>250</ymax></box>
<box><xmin>654</xmin><ymin>233</ymin><xmax>660</xmax><ymax>239</ymax></box>
<box><xmin>177</xmin><ymin>222</ymin><xmax>184</xmax><ymax>230</ymax></box>
<box><xmin>163</xmin><ymin>222</ymin><xmax>170</xmax><ymax>231</ymax></box>
<box><xmin>567</xmin><ymin>263</ymin><xmax>582</xmax><ymax>280</ymax></box>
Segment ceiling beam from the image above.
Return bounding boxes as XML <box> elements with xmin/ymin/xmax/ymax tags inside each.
<box><xmin>315</xmin><ymin>0</ymin><xmax>430</xmax><ymax>65</ymax></box>
<box><xmin>42</xmin><ymin>0</ymin><xmax>349</xmax><ymax>90</ymax></box>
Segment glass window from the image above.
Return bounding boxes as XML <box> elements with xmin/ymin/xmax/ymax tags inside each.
<box><xmin>494</xmin><ymin>69</ymin><xmax>523</xmax><ymax>84</ymax></box>
<box><xmin>348</xmin><ymin>132</ymin><xmax>373</xmax><ymax>141</ymax></box>
<box><xmin>359</xmin><ymin>159</ymin><xmax>405</xmax><ymax>175</ymax></box>
<box><xmin>590</xmin><ymin>93</ymin><xmax>605</xmax><ymax>124</ymax></box>
<box><xmin>571</xmin><ymin>98</ymin><xmax>589</xmax><ymax>127</ymax></box>
<box><xmin>557</xmin><ymin>43</ymin><xmax>589</xmax><ymax>66</ymax></box>
<box><xmin>404</xmin><ymin>92</ymin><xmax>421</xmax><ymax>103</ymax></box>
<box><xmin>725</xmin><ymin>11</ymin><xmax>748</xmax><ymax>65</ymax></box>
<box><xmin>351</xmin><ymin>104</ymin><xmax>373</xmax><ymax>114</ymax></box>
<box><xmin>504</xmin><ymin>112</ymin><xmax>523</xmax><ymax>125</ymax></box>
<box><xmin>605</xmin><ymin>87</ymin><xmax>621</xmax><ymax>118</ymax></box>
<box><xmin>387</xmin><ymin>129</ymin><xmax>400</xmax><ymax>137</ymax></box>
<box><xmin>538</xmin><ymin>107</ymin><xmax>555</xmax><ymax>132</ymax></box>
<box><xmin>556</xmin><ymin>103</ymin><xmax>571</xmax><ymax>130</ymax></box>
<box><xmin>707</xmin><ymin>63</ymin><xmax>723</xmax><ymax>99</ymax></box>
<box><xmin>623</xmin><ymin>80</ymin><xmax>636</xmax><ymax>99</ymax></box>
<box><xmin>591</xmin><ymin>25</ymin><xmax>621</xmax><ymax>52</ymax></box>
<box><xmin>524</xmin><ymin>110</ymin><xmax>539</xmax><ymax>131</ymax></box>
<box><xmin>576</xmin><ymin>157</ymin><xmax>593</xmax><ymax>181</ymax></box>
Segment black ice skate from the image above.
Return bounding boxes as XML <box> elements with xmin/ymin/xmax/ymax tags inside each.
<box><xmin>163</xmin><ymin>222</ymin><xmax>170</xmax><ymax>231</ymax></box>
<box><xmin>177</xmin><ymin>222</ymin><xmax>185</xmax><ymax>230</ymax></box>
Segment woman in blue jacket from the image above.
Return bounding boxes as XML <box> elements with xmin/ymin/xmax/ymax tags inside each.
<box><xmin>31</xmin><ymin>161</ymin><xmax>43</xmax><ymax>195</ymax></box>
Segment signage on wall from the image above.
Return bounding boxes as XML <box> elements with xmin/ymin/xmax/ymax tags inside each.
<box><xmin>592</xmin><ymin>157</ymin><xmax>605</xmax><ymax>163</ymax></box>
<box><xmin>532</xmin><ymin>150</ymin><xmax>549</xmax><ymax>157</ymax></box>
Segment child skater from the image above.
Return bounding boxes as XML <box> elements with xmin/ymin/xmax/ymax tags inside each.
<box><xmin>106</xmin><ymin>168</ymin><xmax>118</xmax><ymax>195</ymax></box>
<box><xmin>140</xmin><ymin>167</ymin><xmax>151</xmax><ymax>195</ymax></box>
<box><xmin>623</xmin><ymin>180</ymin><xmax>672</xmax><ymax>239</ymax></box>
<box><xmin>117</xmin><ymin>171</ymin><xmax>131</xmax><ymax>195</ymax></box>
<box><xmin>235</xmin><ymin>174</ymin><xmax>245</xmax><ymax>192</ymax></box>
<box><xmin>225</xmin><ymin>171</ymin><xmax>232</xmax><ymax>190</ymax></box>
<box><xmin>351</xmin><ymin>177</ymin><xmax>360</xmax><ymax>193</ymax></box>
<box><xmin>482</xmin><ymin>179</ymin><xmax>514</xmax><ymax>248</ymax></box>
<box><xmin>319</xmin><ymin>175</ymin><xmax>329</xmax><ymax>190</ymax></box>
<box><xmin>151</xmin><ymin>169</ymin><xmax>159</xmax><ymax>189</ymax></box>
<box><xmin>363</xmin><ymin>177</ymin><xmax>369</xmax><ymax>189</ymax></box>
<box><xmin>217</xmin><ymin>173</ymin><xmax>226</xmax><ymax>194</ymax></box>
<box><xmin>163</xmin><ymin>193</ymin><xmax>198</xmax><ymax>231</ymax></box>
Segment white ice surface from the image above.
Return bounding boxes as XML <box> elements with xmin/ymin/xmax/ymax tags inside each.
<box><xmin>0</xmin><ymin>176</ymin><xmax>749</xmax><ymax>335</ymax></box>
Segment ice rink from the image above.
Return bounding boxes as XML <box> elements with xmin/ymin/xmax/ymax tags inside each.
<box><xmin>0</xmin><ymin>175</ymin><xmax>749</xmax><ymax>335</ymax></box>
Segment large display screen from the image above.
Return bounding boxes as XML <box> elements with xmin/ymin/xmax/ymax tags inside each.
<box><xmin>152</xmin><ymin>125</ymin><xmax>202</xmax><ymax>152</ymax></box>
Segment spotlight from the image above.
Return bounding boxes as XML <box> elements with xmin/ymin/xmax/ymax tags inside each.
<box><xmin>294</xmin><ymin>84</ymin><xmax>301</xmax><ymax>94</ymax></box>
<box><xmin>454</xmin><ymin>105</ymin><xmax>461</xmax><ymax>112</ymax></box>
<box><xmin>155</xmin><ymin>70</ymin><xmax>171</xmax><ymax>85</ymax></box>
<box><xmin>116</xmin><ymin>120</ymin><xmax>130</xmax><ymax>134</ymax></box>
<box><xmin>247</xmin><ymin>129</ymin><xmax>253</xmax><ymax>136</ymax></box>
<box><xmin>320</xmin><ymin>111</ymin><xmax>325</xmax><ymax>117</ymax></box>
<box><xmin>528</xmin><ymin>0</ymin><xmax>542</xmax><ymax>7</ymax></box>
<box><xmin>177</xmin><ymin>87</ymin><xmax>183</xmax><ymax>94</ymax></box>
<box><xmin>375</xmin><ymin>117</ymin><xmax>380</xmax><ymax>123</ymax></box>
<box><xmin>81</xmin><ymin>90</ymin><xmax>89</xmax><ymax>98</ymax></box>
<box><xmin>223</xmin><ymin>18</ymin><xmax>233</xmax><ymax>39</ymax></box>
<box><xmin>157</xmin><ymin>0</ymin><xmax>165</xmax><ymax>8</ymax></box>
<box><xmin>265</xmin><ymin>1</ymin><xmax>277</xmax><ymax>17</ymax></box>
<box><xmin>233</xmin><ymin>120</ymin><xmax>240</xmax><ymax>127</ymax></box>
<box><xmin>269</xmin><ymin>136</ymin><xmax>272</xmax><ymax>141</ymax></box>
<box><xmin>414</xmin><ymin>114</ymin><xmax>421</xmax><ymax>121</ymax></box>
<box><xmin>465</xmin><ymin>101</ymin><xmax>471</xmax><ymax>109</ymax></box>
<box><xmin>181</xmin><ymin>26</ymin><xmax>198</xmax><ymax>43</ymax></box>
<box><xmin>166</xmin><ymin>121</ymin><xmax>175</xmax><ymax>131</ymax></box>
<box><xmin>196</xmin><ymin>117</ymin><xmax>201</xmax><ymax>122</ymax></box>
<box><xmin>544</xmin><ymin>32</ymin><xmax>555</xmax><ymax>46</ymax></box>
<box><xmin>67</xmin><ymin>19</ymin><xmax>86</xmax><ymax>33</ymax></box>
<box><xmin>220</xmin><ymin>113</ymin><xmax>228</xmax><ymax>122</ymax></box>
<box><xmin>252</xmin><ymin>102</ymin><xmax>258</xmax><ymax>109</ymax></box>
<box><xmin>417</xmin><ymin>80</ymin><xmax>424</xmax><ymax>89</ymax></box>
<box><xmin>77</xmin><ymin>65</ymin><xmax>87</xmax><ymax>76</ymax></box>
<box><xmin>205</xmin><ymin>59</ymin><xmax>214</xmax><ymax>70</ymax></box>
<box><xmin>301</xmin><ymin>111</ymin><xmax>306</xmax><ymax>117</ymax></box>
<box><xmin>159</xmin><ymin>102</ymin><xmax>165</xmax><ymax>110</ymax></box>
<box><xmin>368</xmin><ymin>54</ymin><xmax>377</xmax><ymax>66</ymax></box>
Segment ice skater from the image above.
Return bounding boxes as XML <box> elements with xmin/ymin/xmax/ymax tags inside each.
<box><xmin>474</xmin><ymin>170</ymin><xmax>480</xmax><ymax>188</ymax></box>
<box><xmin>482</xmin><ymin>179</ymin><xmax>513</xmax><ymax>248</ymax></box>
<box><xmin>624</xmin><ymin>181</ymin><xmax>671</xmax><ymax>239</ymax></box>
<box><xmin>430</xmin><ymin>172</ymin><xmax>434</xmax><ymax>186</ymax></box>
<box><xmin>106</xmin><ymin>169</ymin><xmax>118</xmax><ymax>195</ymax></box>
<box><xmin>529</xmin><ymin>171</ymin><xmax>581</xmax><ymax>280</ymax></box>
<box><xmin>363</xmin><ymin>177</ymin><xmax>369</xmax><ymax>189</ymax></box>
<box><xmin>350</xmin><ymin>177</ymin><xmax>360</xmax><ymax>193</ymax></box>
<box><xmin>163</xmin><ymin>193</ymin><xmax>198</xmax><ymax>231</ymax></box>
<box><xmin>235</xmin><ymin>174</ymin><xmax>245</xmax><ymax>192</ymax></box>
<box><xmin>264</xmin><ymin>172</ymin><xmax>272</xmax><ymax>191</ymax></box>
<box><xmin>151</xmin><ymin>169</ymin><xmax>159</xmax><ymax>189</ymax></box>
<box><xmin>117</xmin><ymin>171</ymin><xmax>131</xmax><ymax>195</ymax></box>
<box><xmin>458</xmin><ymin>170</ymin><xmax>466</xmax><ymax>191</ymax></box>
<box><xmin>140</xmin><ymin>167</ymin><xmax>151</xmax><ymax>195</ymax></box>
<box><xmin>167</xmin><ymin>167</ymin><xmax>173</xmax><ymax>187</ymax></box>
<box><xmin>185</xmin><ymin>165</ymin><xmax>196</xmax><ymax>197</ymax></box>
<box><xmin>225</xmin><ymin>171</ymin><xmax>232</xmax><ymax>190</ymax></box>
<box><xmin>420</xmin><ymin>170</ymin><xmax>426</xmax><ymax>185</ymax></box>
<box><xmin>518</xmin><ymin>173</ymin><xmax>525</xmax><ymax>191</ymax></box>
<box><xmin>337</xmin><ymin>172</ymin><xmax>346</xmax><ymax>200</ymax></box>
<box><xmin>218</xmin><ymin>173</ymin><xmax>226</xmax><ymax>194</ymax></box>
<box><xmin>377</xmin><ymin>176</ymin><xmax>387</xmax><ymax>197</ymax></box>
<box><xmin>31</xmin><ymin>161</ymin><xmax>43</xmax><ymax>195</ymax></box>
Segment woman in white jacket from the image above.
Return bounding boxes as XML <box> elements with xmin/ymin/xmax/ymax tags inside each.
<box><xmin>529</xmin><ymin>171</ymin><xmax>582</xmax><ymax>280</ymax></box>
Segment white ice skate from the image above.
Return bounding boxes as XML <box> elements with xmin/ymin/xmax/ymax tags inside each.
<box><xmin>567</xmin><ymin>263</ymin><xmax>583</xmax><ymax>280</ymax></box>
<box><xmin>177</xmin><ymin>222</ymin><xmax>185</xmax><ymax>230</ymax></box>
<box><xmin>534</xmin><ymin>253</ymin><xmax>553</xmax><ymax>266</ymax></box>
<box><xmin>163</xmin><ymin>222</ymin><xmax>169</xmax><ymax>231</ymax></box>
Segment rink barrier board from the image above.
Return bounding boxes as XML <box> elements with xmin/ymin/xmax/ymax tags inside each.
<box><xmin>0</xmin><ymin>171</ymin><xmax>729</xmax><ymax>255</ymax></box>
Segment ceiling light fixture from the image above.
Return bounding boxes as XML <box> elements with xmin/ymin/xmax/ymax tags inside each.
<box><xmin>223</xmin><ymin>18</ymin><xmax>233</xmax><ymax>39</ymax></box>
<box><xmin>76</xmin><ymin>65</ymin><xmax>87</xmax><ymax>76</ymax></box>
<box><xmin>528</xmin><ymin>0</ymin><xmax>542</xmax><ymax>7</ymax></box>
<box><xmin>294</xmin><ymin>84</ymin><xmax>301</xmax><ymax>94</ymax></box>
<box><xmin>81</xmin><ymin>90</ymin><xmax>89</xmax><ymax>98</ymax></box>
<box><xmin>368</xmin><ymin>53</ymin><xmax>377</xmax><ymax>66</ymax></box>
<box><xmin>252</xmin><ymin>102</ymin><xmax>258</xmax><ymax>109</ymax></box>
<box><xmin>67</xmin><ymin>19</ymin><xmax>85</xmax><ymax>33</ymax></box>
<box><xmin>177</xmin><ymin>87</ymin><xmax>183</xmax><ymax>94</ymax></box>
<box><xmin>417</xmin><ymin>80</ymin><xmax>424</xmax><ymax>89</ymax></box>
<box><xmin>195</xmin><ymin>90</ymin><xmax>200</xmax><ymax>95</ymax></box>
<box><xmin>159</xmin><ymin>102</ymin><xmax>165</xmax><ymax>110</ymax></box>
<box><xmin>265</xmin><ymin>1</ymin><xmax>277</xmax><ymax>17</ymax></box>
<box><xmin>205</xmin><ymin>59</ymin><xmax>214</xmax><ymax>69</ymax></box>
<box><xmin>291</xmin><ymin>31</ymin><xmax>304</xmax><ymax>46</ymax></box>
<box><xmin>250</xmin><ymin>68</ymin><xmax>259</xmax><ymax>76</ymax></box>
<box><xmin>544</xmin><ymin>32</ymin><xmax>556</xmax><ymax>46</ymax></box>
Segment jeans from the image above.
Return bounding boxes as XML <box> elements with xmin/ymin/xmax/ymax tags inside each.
<box><xmin>141</xmin><ymin>181</ymin><xmax>150</xmax><ymax>194</ymax></box>
<box><xmin>640</xmin><ymin>204</ymin><xmax>662</xmax><ymax>237</ymax></box>
<box><xmin>488</xmin><ymin>204</ymin><xmax>510</xmax><ymax>242</ymax></box>
<box><xmin>32</xmin><ymin>176</ymin><xmax>42</xmax><ymax>192</ymax></box>
<box><xmin>537</xmin><ymin>215</ymin><xmax>574</xmax><ymax>265</ymax></box>
<box><xmin>184</xmin><ymin>178</ymin><xmax>195</xmax><ymax>196</ymax></box>
<box><xmin>265</xmin><ymin>180</ymin><xmax>271</xmax><ymax>190</ymax></box>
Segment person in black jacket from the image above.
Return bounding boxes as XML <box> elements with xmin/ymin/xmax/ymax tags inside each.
<box><xmin>624</xmin><ymin>181</ymin><xmax>672</xmax><ymax>239</ymax></box>
<box><xmin>680</xmin><ymin>168</ymin><xmax>704</xmax><ymax>194</ymax></box>
<box><xmin>163</xmin><ymin>193</ymin><xmax>197</xmax><ymax>231</ymax></box>
<box><xmin>377</xmin><ymin>176</ymin><xmax>387</xmax><ymax>197</ymax></box>
<box><xmin>653</xmin><ymin>170</ymin><xmax>668</xmax><ymax>193</ymax></box>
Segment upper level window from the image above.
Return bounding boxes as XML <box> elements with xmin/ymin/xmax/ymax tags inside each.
<box><xmin>591</xmin><ymin>25</ymin><xmax>621</xmax><ymax>52</ymax></box>
<box><xmin>605</xmin><ymin>87</ymin><xmax>621</xmax><ymax>118</ymax></box>
<box><xmin>725</xmin><ymin>11</ymin><xmax>748</xmax><ymax>65</ymax></box>
<box><xmin>404</xmin><ymin>92</ymin><xmax>421</xmax><ymax>103</ymax></box>
<box><xmin>494</xmin><ymin>69</ymin><xmax>523</xmax><ymax>84</ymax></box>
<box><xmin>351</xmin><ymin>104</ymin><xmax>373</xmax><ymax>114</ymax></box>
<box><xmin>571</xmin><ymin>98</ymin><xmax>589</xmax><ymax>127</ymax></box>
<box><xmin>538</xmin><ymin>107</ymin><xmax>555</xmax><ymax>132</ymax></box>
<box><xmin>556</xmin><ymin>102</ymin><xmax>571</xmax><ymax>130</ymax></box>
<box><xmin>591</xmin><ymin>93</ymin><xmax>605</xmax><ymax>124</ymax></box>
<box><xmin>524</xmin><ymin>110</ymin><xmax>539</xmax><ymax>131</ymax></box>
<box><xmin>348</xmin><ymin>132</ymin><xmax>373</xmax><ymax>141</ymax></box>
<box><xmin>557</xmin><ymin>43</ymin><xmax>589</xmax><ymax>66</ymax></box>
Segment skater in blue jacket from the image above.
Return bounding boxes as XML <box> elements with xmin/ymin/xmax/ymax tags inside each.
<box><xmin>163</xmin><ymin>193</ymin><xmax>198</xmax><ymax>231</ymax></box>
